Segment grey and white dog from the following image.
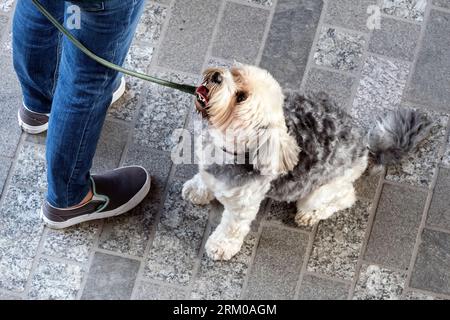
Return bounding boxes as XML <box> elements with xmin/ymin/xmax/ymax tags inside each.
<box><xmin>183</xmin><ymin>64</ymin><xmax>431</xmax><ymax>261</ymax></box>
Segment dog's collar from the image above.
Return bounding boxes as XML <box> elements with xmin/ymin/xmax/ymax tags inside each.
<box><xmin>221</xmin><ymin>147</ymin><xmax>252</xmax><ymax>165</ymax></box>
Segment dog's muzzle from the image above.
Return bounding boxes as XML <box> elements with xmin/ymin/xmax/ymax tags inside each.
<box><xmin>195</xmin><ymin>82</ymin><xmax>210</xmax><ymax>118</ymax></box>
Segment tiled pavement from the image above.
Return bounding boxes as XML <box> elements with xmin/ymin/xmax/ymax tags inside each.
<box><xmin>1</xmin><ymin>0</ymin><xmax>450</xmax><ymax>300</ymax></box>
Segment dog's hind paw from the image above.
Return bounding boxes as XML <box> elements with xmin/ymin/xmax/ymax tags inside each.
<box><xmin>205</xmin><ymin>232</ymin><xmax>243</xmax><ymax>261</ymax></box>
<box><xmin>182</xmin><ymin>178</ymin><xmax>214</xmax><ymax>205</ymax></box>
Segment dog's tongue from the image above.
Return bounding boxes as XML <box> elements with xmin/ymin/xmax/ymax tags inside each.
<box><xmin>196</xmin><ymin>85</ymin><xmax>209</xmax><ymax>103</ymax></box>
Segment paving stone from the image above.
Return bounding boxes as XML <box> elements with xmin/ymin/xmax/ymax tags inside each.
<box><xmin>303</xmin><ymin>67</ymin><xmax>356</xmax><ymax>110</ymax></box>
<box><xmin>156</xmin><ymin>0</ymin><xmax>221</xmax><ymax>74</ymax></box>
<box><xmin>0</xmin><ymin>58</ymin><xmax>23</xmax><ymax>158</ymax></box>
<box><xmin>297</xmin><ymin>275</ymin><xmax>350</xmax><ymax>300</ymax></box>
<box><xmin>42</xmin><ymin>223</ymin><xmax>99</xmax><ymax>263</ymax></box>
<box><xmin>247</xmin><ymin>0</ymin><xmax>273</xmax><ymax>6</ymax></box>
<box><xmin>0</xmin><ymin>252</ymin><xmax>34</xmax><ymax>293</ymax></box>
<box><xmin>314</xmin><ymin>27</ymin><xmax>366</xmax><ymax>72</ymax></box>
<box><xmin>368</xmin><ymin>16</ymin><xmax>421</xmax><ymax>61</ymax></box>
<box><xmin>0</xmin><ymin>24</ymin><xmax>11</xmax><ymax>56</ymax></box>
<box><xmin>325</xmin><ymin>0</ymin><xmax>379</xmax><ymax>31</ymax></box>
<box><xmin>191</xmin><ymin>233</ymin><xmax>257</xmax><ymax>300</ymax></box>
<box><xmin>133</xmin><ymin>70</ymin><xmax>199</xmax><ymax>152</ymax></box>
<box><xmin>433</xmin><ymin>0</ymin><xmax>450</xmax><ymax>9</ymax></box>
<box><xmin>154</xmin><ymin>0</ymin><xmax>171</xmax><ymax>5</ymax></box>
<box><xmin>11</xmin><ymin>143</ymin><xmax>47</xmax><ymax>190</ymax></box>
<box><xmin>0</xmin><ymin>15</ymin><xmax>8</xmax><ymax>37</ymax></box>
<box><xmin>244</xmin><ymin>226</ymin><xmax>308</xmax><ymax>300</ymax></box>
<box><xmin>404</xmin><ymin>290</ymin><xmax>443</xmax><ymax>300</ymax></box>
<box><xmin>134</xmin><ymin>282</ymin><xmax>187</xmax><ymax>300</ymax></box>
<box><xmin>382</xmin><ymin>0</ymin><xmax>427</xmax><ymax>22</ymax></box>
<box><xmin>143</xmin><ymin>179</ymin><xmax>209</xmax><ymax>286</ymax></box>
<box><xmin>0</xmin><ymin>0</ymin><xmax>14</xmax><ymax>13</ymax></box>
<box><xmin>28</xmin><ymin>258</ymin><xmax>84</xmax><ymax>300</ymax></box>
<box><xmin>264</xmin><ymin>200</ymin><xmax>312</xmax><ymax>232</ymax></box>
<box><xmin>351</xmin><ymin>55</ymin><xmax>410</xmax><ymax>130</ymax></box>
<box><xmin>307</xmin><ymin>200</ymin><xmax>371</xmax><ymax>281</ymax></box>
<box><xmin>92</xmin><ymin>120</ymin><xmax>130</xmax><ymax>174</ymax></box>
<box><xmin>364</xmin><ymin>184</ymin><xmax>426</xmax><ymax>269</ymax></box>
<box><xmin>410</xmin><ymin>229</ymin><xmax>450</xmax><ymax>295</ymax></box>
<box><xmin>354</xmin><ymin>172</ymin><xmax>381</xmax><ymax>201</ymax></box>
<box><xmin>443</xmin><ymin>133</ymin><xmax>450</xmax><ymax>167</ymax></box>
<box><xmin>404</xmin><ymin>10</ymin><xmax>450</xmax><ymax>112</ymax></box>
<box><xmin>427</xmin><ymin>168</ymin><xmax>450</xmax><ymax>230</ymax></box>
<box><xmin>0</xmin><ymin>156</ymin><xmax>11</xmax><ymax>196</ymax></box>
<box><xmin>261</xmin><ymin>0</ymin><xmax>323</xmax><ymax>90</ymax></box>
<box><xmin>98</xmin><ymin>194</ymin><xmax>159</xmax><ymax>257</ymax></box>
<box><xmin>0</xmin><ymin>291</ymin><xmax>21</xmax><ymax>300</ymax></box>
<box><xmin>135</xmin><ymin>2</ymin><xmax>168</xmax><ymax>45</ymax></box>
<box><xmin>386</xmin><ymin>109</ymin><xmax>448</xmax><ymax>188</ymax></box>
<box><xmin>212</xmin><ymin>2</ymin><xmax>269</xmax><ymax>64</ymax></box>
<box><xmin>81</xmin><ymin>252</ymin><xmax>140</xmax><ymax>300</ymax></box>
<box><xmin>353</xmin><ymin>264</ymin><xmax>406</xmax><ymax>300</ymax></box>
<box><xmin>205</xmin><ymin>57</ymin><xmax>234</xmax><ymax>69</ymax></box>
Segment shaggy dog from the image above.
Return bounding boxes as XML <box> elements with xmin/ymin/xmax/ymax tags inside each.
<box><xmin>182</xmin><ymin>64</ymin><xmax>431</xmax><ymax>261</ymax></box>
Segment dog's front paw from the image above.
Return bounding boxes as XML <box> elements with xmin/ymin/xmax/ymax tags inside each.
<box><xmin>182</xmin><ymin>179</ymin><xmax>214</xmax><ymax>205</ymax></box>
<box><xmin>205</xmin><ymin>231</ymin><xmax>243</xmax><ymax>261</ymax></box>
<box><xmin>295</xmin><ymin>211</ymin><xmax>320</xmax><ymax>227</ymax></box>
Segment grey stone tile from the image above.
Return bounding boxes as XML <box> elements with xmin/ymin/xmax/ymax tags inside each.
<box><xmin>244</xmin><ymin>226</ymin><xmax>308</xmax><ymax>300</ymax></box>
<box><xmin>307</xmin><ymin>200</ymin><xmax>371</xmax><ymax>281</ymax></box>
<box><xmin>154</xmin><ymin>0</ymin><xmax>171</xmax><ymax>5</ymax></box>
<box><xmin>0</xmin><ymin>0</ymin><xmax>14</xmax><ymax>13</ymax></box>
<box><xmin>191</xmin><ymin>233</ymin><xmax>257</xmax><ymax>300</ymax></box>
<box><xmin>303</xmin><ymin>67</ymin><xmax>356</xmax><ymax>110</ymax></box>
<box><xmin>134</xmin><ymin>281</ymin><xmax>187</xmax><ymax>300</ymax></box>
<box><xmin>107</xmin><ymin>76</ymin><xmax>146</xmax><ymax>122</ymax></box>
<box><xmin>205</xmin><ymin>57</ymin><xmax>234</xmax><ymax>69</ymax></box>
<box><xmin>42</xmin><ymin>223</ymin><xmax>99</xmax><ymax>263</ymax></box>
<box><xmin>92</xmin><ymin>120</ymin><xmax>130</xmax><ymax>174</ymax></box>
<box><xmin>427</xmin><ymin>168</ymin><xmax>450</xmax><ymax>230</ymax></box>
<box><xmin>247</xmin><ymin>0</ymin><xmax>273</xmax><ymax>6</ymax></box>
<box><xmin>351</xmin><ymin>55</ymin><xmax>410</xmax><ymax>130</ymax></box>
<box><xmin>264</xmin><ymin>200</ymin><xmax>312</xmax><ymax>232</ymax></box>
<box><xmin>143</xmin><ymin>179</ymin><xmax>209</xmax><ymax>285</ymax></box>
<box><xmin>212</xmin><ymin>2</ymin><xmax>269</xmax><ymax>64</ymax></box>
<box><xmin>98</xmin><ymin>194</ymin><xmax>159</xmax><ymax>257</ymax></box>
<box><xmin>0</xmin><ymin>58</ymin><xmax>23</xmax><ymax>158</ymax></box>
<box><xmin>410</xmin><ymin>229</ymin><xmax>450</xmax><ymax>295</ymax></box>
<box><xmin>386</xmin><ymin>108</ymin><xmax>448</xmax><ymax>188</ymax></box>
<box><xmin>81</xmin><ymin>252</ymin><xmax>140</xmax><ymax>300</ymax></box>
<box><xmin>261</xmin><ymin>0</ymin><xmax>323</xmax><ymax>90</ymax></box>
<box><xmin>353</xmin><ymin>264</ymin><xmax>406</xmax><ymax>300</ymax></box>
<box><xmin>364</xmin><ymin>184</ymin><xmax>426</xmax><ymax>269</ymax></box>
<box><xmin>368</xmin><ymin>16</ymin><xmax>421</xmax><ymax>61</ymax></box>
<box><xmin>0</xmin><ymin>15</ymin><xmax>8</xmax><ymax>37</ymax></box>
<box><xmin>404</xmin><ymin>290</ymin><xmax>443</xmax><ymax>300</ymax></box>
<box><xmin>354</xmin><ymin>172</ymin><xmax>381</xmax><ymax>201</ymax></box>
<box><xmin>24</xmin><ymin>132</ymin><xmax>46</xmax><ymax>145</ymax></box>
<box><xmin>11</xmin><ymin>143</ymin><xmax>47</xmax><ymax>190</ymax></box>
<box><xmin>0</xmin><ymin>156</ymin><xmax>11</xmax><ymax>196</ymax></box>
<box><xmin>404</xmin><ymin>10</ymin><xmax>450</xmax><ymax>112</ymax></box>
<box><xmin>135</xmin><ymin>2</ymin><xmax>168</xmax><ymax>45</ymax></box>
<box><xmin>157</xmin><ymin>0</ymin><xmax>221</xmax><ymax>74</ymax></box>
<box><xmin>433</xmin><ymin>0</ymin><xmax>450</xmax><ymax>9</ymax></box>
<box><xmin>443</xmin><ymin>132</ymin><xmax>450</xmax><ymax>167</ymax></box>
<box><xmin>28</xmin><ymin>258</ymin><xmax>84</xmax><ymax>300</ymax></box>
<box><xmin>0</xmin><ymin>252</ymin><xmax>34</xmax><ymax>293</ymax></box>
<box><xmin>297</xmin><ymin>275</ymin><xmax>350</xmax><ymax>300</ymax></box>
<box><xmin>382</xmin><ymin>0</ymin><xmax>426</xmax><ymax>22</ymax></box>
<box><xmin>0</xmin><ymin>29</ymin><xmax>12</xmax><ymax>57</ymax></box>
<box><xmin>133</xmin><ymin>70</ymin><xmax>199</xmax><ymax>152</ymax></box>
<box><xmin>314</xmin><ymin>27</ymin><xmax>366</xmax><ymax>72</ymax></box>
<box><xmin>0</xmin><ymin>291</ymin><xmax>21</xmax><ymax>300</ymax></box>
<box><xmin>325</xmin><ymin>0</ymin><xmax>379</xmax><ymax>31</ymax></box>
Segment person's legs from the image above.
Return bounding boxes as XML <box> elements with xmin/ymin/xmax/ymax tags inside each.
<box><xmin>46</xmin><ymin>0</ymin><xmax>146</xmax><ymax>208</ymax></box>
<box><xmin>13</xmin><ymin>0</ymin><xmax>64</xmax><ymax>115</ymax></box>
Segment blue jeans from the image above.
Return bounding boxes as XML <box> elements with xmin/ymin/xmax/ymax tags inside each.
<box><xmin>13</xmin><ymin>0</ymin><xmax>146</xmax><ymax>208</ymax></box>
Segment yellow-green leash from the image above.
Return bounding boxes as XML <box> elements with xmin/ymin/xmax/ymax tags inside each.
<box><xmin>31</xmin><ymin>0</ymin><xmax>197</xmax><ymax>96</ymax></box>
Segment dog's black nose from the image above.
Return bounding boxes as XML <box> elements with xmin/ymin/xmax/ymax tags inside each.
<box><xmin>212</xmin><ymin>72</ymin><xmax>222</xmax><ymax>84</ymax></box>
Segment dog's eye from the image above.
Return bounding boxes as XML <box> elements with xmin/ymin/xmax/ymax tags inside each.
<box><xmin>236</xmin><ymin>92</ymin><xmax>247</xmax><ymax>103</ymax></box>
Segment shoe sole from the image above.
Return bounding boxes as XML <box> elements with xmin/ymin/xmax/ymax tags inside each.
<box><xmin>41</xmin><ymin>167</ymin><xmax>151</xmax><ymax>229</ymax></box>
<box><xmin>19</xmin><ymin>77</ymin><xmax>126</xmax><ymax>135</ymax></box>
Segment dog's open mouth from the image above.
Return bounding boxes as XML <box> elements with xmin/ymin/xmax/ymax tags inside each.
<box><xmin>195</xmin><ymin>82</ymin><xmax>210</xmax><ymax>117</ymax></box>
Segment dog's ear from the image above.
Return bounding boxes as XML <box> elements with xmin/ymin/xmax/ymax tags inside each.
<box><xmin>251</xmin><ymin>127</ymin><xmax>300</xmax><ymax>176</ymax></box>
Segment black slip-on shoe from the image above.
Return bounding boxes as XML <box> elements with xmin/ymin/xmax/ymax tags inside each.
<box><xmin>41</xmin><ymin>165</ymin><xmax>151</xmax><ymax>229</ymax></box>
<box><xmin>18</xmin><ymin>77</ymin><xmax>126</xmax><ymax>135</ymax></box>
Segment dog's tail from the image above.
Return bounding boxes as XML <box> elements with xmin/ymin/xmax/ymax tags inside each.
<box><xmin>367</xmin><ymin>109</ymin><xmax>432</xmax><ymax>166</ymax></box>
